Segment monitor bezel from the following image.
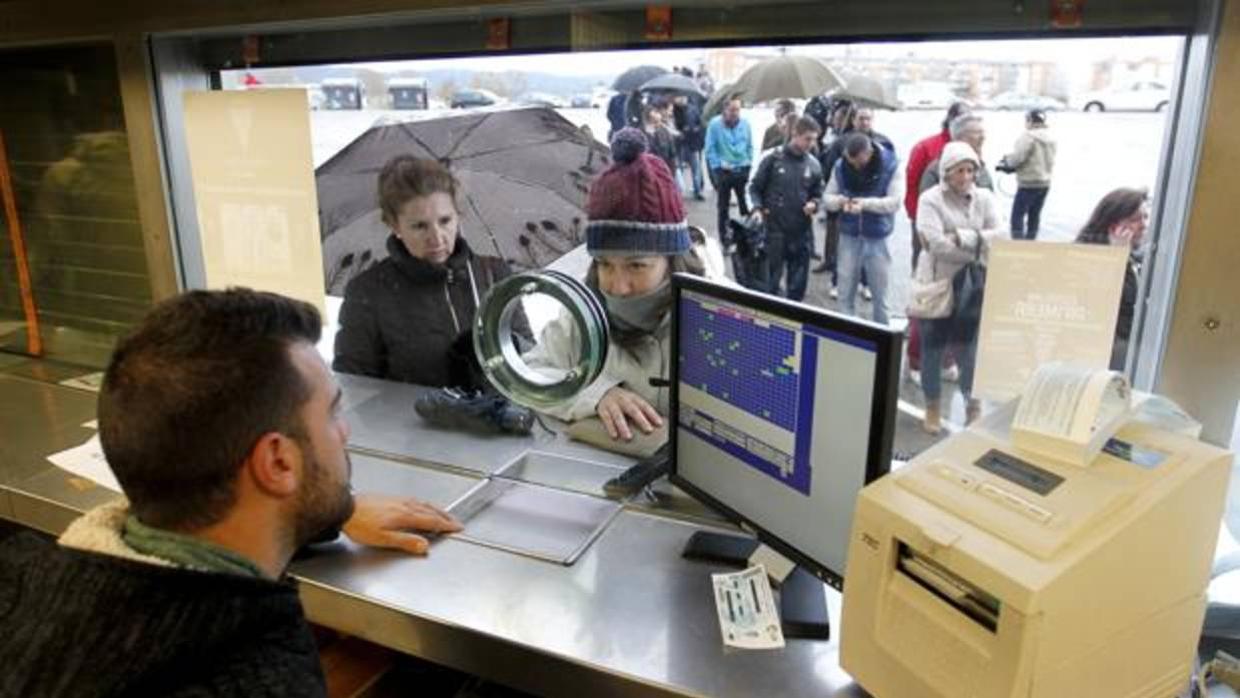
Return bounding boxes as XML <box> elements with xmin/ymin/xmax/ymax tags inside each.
<box><xmin>668</xmin><ymin>273</ymin><xmax>902</xmax><ymax>592</ymax></box>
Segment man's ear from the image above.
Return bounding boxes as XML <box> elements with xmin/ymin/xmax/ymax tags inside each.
<box><xmin>244</xmin><ymin>432</ymin><xmax>302</xmax><ymax>499</ymax></box>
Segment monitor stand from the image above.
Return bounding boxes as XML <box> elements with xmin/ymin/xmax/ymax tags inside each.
<box><xmin>682</xmin><ymin>530</ymin><xmax>831</xmax><ymax>640</ymax></box>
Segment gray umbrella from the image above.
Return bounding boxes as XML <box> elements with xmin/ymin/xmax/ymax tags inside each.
<box><xmin>831</xmin><ymin>72</ymin><xmax>898</xmax><ymax>110</ymax></box>
<box><xmin>316</xmin><ymin>106</ymin><xmax>610</xmax><ymax>295</ymax></box>
<box><xmin>638</xmin><ymin>73</ymin><xmax>705</xmax><ymax>98</ymax></box>
<box><xmin>613</xmin><ymin>65</ymin><xmax>669</xmax><ymax>92</ymax></box>
<box><xmin>730</xmin><ymin>55</ymin><xmax>845</xmax><ymax>103</ymax></box>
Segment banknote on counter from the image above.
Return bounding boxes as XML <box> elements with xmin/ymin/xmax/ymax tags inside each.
<box><xmin>712</xmin><ymin>564</ymin><xmax>785</xmax><ymax>650</ymax></box>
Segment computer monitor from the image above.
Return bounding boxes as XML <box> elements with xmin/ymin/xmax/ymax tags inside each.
<box><xmin>668</xmin><ymin>274</ymin><xmax>901</xmax><ymax>637</ymax></box>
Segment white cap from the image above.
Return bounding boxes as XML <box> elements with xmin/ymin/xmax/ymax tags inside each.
<box><xmin>939</xmin><ymin>141</ymin><xmax>980</xmax><ymax>180</ymax></box>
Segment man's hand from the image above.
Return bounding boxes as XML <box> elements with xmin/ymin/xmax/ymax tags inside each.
<box><xmin>752</xmin><ymin>208</ymin><xmax>766</xmax><ymax>223</ymax></box>
<box><xmin>802</xmin><ymin>201</ymin><xmax>818</xmax><ymax>217</ymax></box>
<box><xmin>844</xmin><ymin>199</ymin><xmax>863</xmax><ymax>215</ymax></box>
<box><xmin>342</xmin><ymin>493</ymin><xmax>463</xmax><ymax>555</ymax></box>
<box><xmin>597</xmin><ymin>386</ymin><xmax>663</xmax><ymax>441</ymax></box>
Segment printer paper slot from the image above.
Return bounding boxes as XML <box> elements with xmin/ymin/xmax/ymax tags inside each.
<box><xmin>897</xmin><ymin>542</ymin><xmax>1000</xmax><ymax>632</ymax></box>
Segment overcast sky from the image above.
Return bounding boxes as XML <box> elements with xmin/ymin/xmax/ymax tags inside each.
<box><xmin>363</xmin><ymin>36</ymin><xmax>1181</xmax><ymax>78</ymax></box>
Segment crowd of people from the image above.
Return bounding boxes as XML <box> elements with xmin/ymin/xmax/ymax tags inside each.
<box><xmin>329</xmin><ymin>78</ymin><xmax>1142</xmax><ymax>438</ymax></box>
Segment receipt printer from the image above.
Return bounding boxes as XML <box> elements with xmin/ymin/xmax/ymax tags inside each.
<box><xmin>840</xmin><ymin>408</ymin><xmax>1232</xmax><ymax>698</ymax></box>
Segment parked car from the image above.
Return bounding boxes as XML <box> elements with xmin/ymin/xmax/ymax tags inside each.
<box><xmin>517</xmin><ymin>92</ymin><xmax>568</xmax><ymax>108</ymax></box>
<box><xmin>1074</xmin><ymin>81</ymin><xmax>1171</xmax><ymax>112</ymax></box>
<box><xmin>983</xmin><ymin>91</ymin><xmax>1066</xmax><ymax>112</ymax></box>
<box><xmin>451</xmin><ymin>88</ymin><xmax>502</xmax><ymax>109</ymax></box>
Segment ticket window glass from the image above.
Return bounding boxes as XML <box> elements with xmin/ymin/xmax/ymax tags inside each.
<box><xmin>205</xmin><ymin>34</ymin><xmax>1183</xmax><ymax>465</ymax></box>
<box><xmin>0</xmin><ymin>43</ymin><xmax>154</xmax><ymax>368</ymax></box>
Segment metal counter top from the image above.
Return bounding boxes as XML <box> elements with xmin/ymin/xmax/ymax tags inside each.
<box><xmin>0</xmin><ymin>370</ymin><xmax>856</xmax><ymax>698</ymax></box>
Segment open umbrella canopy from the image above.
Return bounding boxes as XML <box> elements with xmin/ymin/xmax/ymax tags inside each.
<box><xmin>638</xmin><ymin>72</ymin><xmax>705</xmax><ymax>98</ymax></box>
<box><xmin>612</xmin><ymin>65</ymin><xmax>669</xmax><ymax>92</ymax></box>
<box><xmin>316</xmin><ymin>106</ymin><xmax>610</xmax><ymax>295</ymax></box>
<box><xmin>832</xmin><ymin>71</ymin><xmax>898</xmax><ymax>110</ymax></box>
<box><xmin>730</xmin><ymin>55</ymin><xmax>845</xmax><ymax>103</ymax></box>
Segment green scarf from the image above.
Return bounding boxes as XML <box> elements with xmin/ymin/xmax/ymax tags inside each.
<box><xmin>123</xmin><ymin>515</ymin><xmax>265</xmax><ymax>578</ymax></box>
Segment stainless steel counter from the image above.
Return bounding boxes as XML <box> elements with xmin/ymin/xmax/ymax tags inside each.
<box><xmin>0</xmin><ymin>370</ymin><xmax>857</xmax><ymax>697</ymax></box>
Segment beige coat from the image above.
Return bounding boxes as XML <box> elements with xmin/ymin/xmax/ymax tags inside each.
<box><xmin>1004</xmin><ymin>127</ymin><xmax>1057</xmax><ymax>187</ymax></box>
<box><xmin>914</xmin><ymin>183</ymin><xmax>1003</xmax><ymax>285</ymax></box>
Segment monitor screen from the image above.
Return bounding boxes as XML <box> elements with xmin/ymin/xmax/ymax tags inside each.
<box><xmin>669</xmin><ymin>275</ymin><xmax>901</xmax><ymax>590</ymax></box>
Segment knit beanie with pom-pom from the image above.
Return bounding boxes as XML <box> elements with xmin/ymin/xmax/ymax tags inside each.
<box><xmin>585</xmin><ymin>127</ymin><xmax>690</xmax><ymax>257</ymax></box>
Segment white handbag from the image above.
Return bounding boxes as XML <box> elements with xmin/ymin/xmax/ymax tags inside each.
<box><xmin>906</xmin><ymin>275</ymin><xmax>953</xmax><ymax>319</ymax></box>
<box><xmin>906</xmin><ymin>233</ymin><xmax>953</xmax><ymax>319</ymax></box>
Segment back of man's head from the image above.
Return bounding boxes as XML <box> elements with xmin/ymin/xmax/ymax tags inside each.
<box><xmin>99</xmin><ymin>288</ymin><xmax>322</xmax><ymax>531</ymax></box>
<box><xmin>844</xmin><ymin>132</ymin><xmax>872</xmax><ymax>160</ymax></box>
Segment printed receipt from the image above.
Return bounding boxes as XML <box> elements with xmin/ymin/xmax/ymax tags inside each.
<box><xmin>1011</xmin><ymin>363</ymin><xmax>1132</xmax><ymax>465</ymax></box>
<box><xmin>712</xmin><ymin>564</ymin><xmax>786</xmax><ymax>650</ymax></box>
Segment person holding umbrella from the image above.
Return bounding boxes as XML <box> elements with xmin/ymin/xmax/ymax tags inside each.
<box><xmin>705</xmin><ymin>96</ymin><xmax>754</xmax><ymax>252</ymax></box>
<box><xmin>523</xmin><ymin>129</ymin><xmax>721</xmax><ymax>441</ymax></box>
<box><xmin>333</xmin><ymin>156</ymin><xmax>527</xmax><ymax>387</ymax></box>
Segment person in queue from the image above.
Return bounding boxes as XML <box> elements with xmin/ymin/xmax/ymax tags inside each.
<box><xmin>1076</xmin><ymin>187</ymin><xmax>1151</xmax><ymax>371</ymax></box>
<box><xmin>524</xmin><ymin>128</ymin><xmax>722</xmax><ymax>441</ymax></box>
<box><xmin>0</xmin><ymin>288</ymin><xmax>462</xmax><ymax>695</ymax></box>
<box><xmin>823</xmin><ymin>132</ymin><xmax>904</xmax><ymax>325</ymax></box>
<box><xmin>762</xmin><ymin>98</ymin><xmax>797</xmax><ymax>151</ymax></box>
<box><xmin>999</xmin><ymin>108</ymin><xmax>1057</xmax><ymax>240</ymax></box>
<box><xmin>749</xmin><ymin>116</ymin><xmax>825</xmax><ymax>301</ymax></box>
<box><xmin>334</xmin><ymin>155</ymin><xmax>525</xmax><ymax>387</ymax></box>
<box><xmin>705</xmin><ymin>96</ymin><xmax>754</xmax><ymax>253</ymax></box>
<box><xmin>914</xmin><ymin>142</ymin><xmax>1002</xmax><ymax>434</ymax></box>
<box><xmin>907</xmin><ymin>112</ymin><xmax>993</xmax><ymax>388</ymax></box>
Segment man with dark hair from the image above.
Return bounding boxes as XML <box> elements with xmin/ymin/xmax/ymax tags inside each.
<box><xmin>762</xmin><ymin>98</ymin><xmax>797</xmax><ymax>151</ymax></box>
<box><xmin>672</xmin><ymin>94</ymin><xmax>706</xmax><ymax>201</ymax></box>
<box><xmin>0</xmin><ymin>288</ymin><xmax>461</xmax><ymax>696</ymax></box>
<box><xmin>748</xmin><ymin>116</ymin><xmax>824</xmax><ymax>301</ymax></box>
<box><xmin>824</xmin><ymin>132</ymin><xmax>904</xmax><ymax>325</ymax></box>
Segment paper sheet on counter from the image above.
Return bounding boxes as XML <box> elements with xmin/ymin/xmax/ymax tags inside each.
<box><xmin>974</xmin><ymin>241</ymin><xmax>1128</xmax><ymax>402</ymax></box>
<box><xmin>46</xmin><ymin>434</ymin><xmax>121</xmax><ymax>492</ymax></box>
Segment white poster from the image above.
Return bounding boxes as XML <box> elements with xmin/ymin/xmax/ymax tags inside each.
<box><xmin>183</xmin><ymin>89</ymin><xmax>325</xmax><ymax>313</ymax></box>
<box><xmin>974</xmin><ymin>240</ymin><xmax>1128</xmax><ymax>402</ymax></box>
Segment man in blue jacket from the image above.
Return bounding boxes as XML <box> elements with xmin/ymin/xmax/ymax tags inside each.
<box><xmin>824</xmin><ymin>132</ymin><xmax>905</xmax><ymax>325</ymax></box>
<box><xmin>749</xmin><ymin>117</ymin><xmax>824</xmax><ymax>301</ymax></box>
<box><xmin>704</xmin><ymin>96</ymin><xmax>754</xmax><ymax>250</ymax></box>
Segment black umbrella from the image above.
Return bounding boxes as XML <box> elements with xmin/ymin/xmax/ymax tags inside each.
<box><xmin>638</xmin><ymin>73</ymin><xmax>705</xmax><ymax>98</ymax></box>
<box><xmin>613</xmin><ymin>65</ymin><xmax>669</xmax><ymax>92</ymax></box>
<box><xmin>316</xmin><ymin>106</ymin><xmax>610</xmax><ymax>295</ymax></box>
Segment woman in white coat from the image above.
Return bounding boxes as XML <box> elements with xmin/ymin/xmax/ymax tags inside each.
<box><xmin>523</xmin><ymin>128</ymin><xmax>723</xmax><ymax>441</ymax></box>
<box><xmin>914</xmin><ymin>141</ymin><xmax>1002</xmax><ymax>433</ymax></box>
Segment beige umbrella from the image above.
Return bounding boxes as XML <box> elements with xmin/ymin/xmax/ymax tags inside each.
<box><xmin>729</xmin><ymin>55</ymin><xmax>845</xmax><ymax>104</ymax></box>
<box><xmin>832</xmin><ymin>71</ymin><xmax>898</xmax><ymax>110</ymax></box>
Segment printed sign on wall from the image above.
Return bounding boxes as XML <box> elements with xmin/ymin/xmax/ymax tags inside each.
<box><xmin>183</xmin><ymin>89</ymin><xmax>325</xmax><ymax>313</ymax></box>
